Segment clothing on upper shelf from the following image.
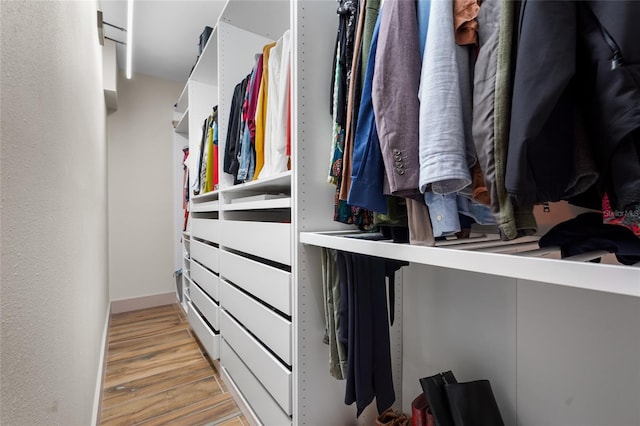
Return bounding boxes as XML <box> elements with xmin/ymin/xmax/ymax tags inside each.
<box><xmin>259</xmin><ymin>30</ymin><xmax>292</xmax><ymax>180</ymax></box>
<box><xmin>419</xmin><ymin>0</ymin><xmax>471</xmax><ymax>196</ymax></box>
<box><xmin>238</xmin><ymin>56</ymin><xmax>261</xmax><ymax>182</ymax></box>
<box><xmin>224</xmin><ymin>78</ymin><xmax>248</xmax><ymax>183</ymax></box>
<box><xmin>506</xmin><ymin>0</ymin><xmax>640</xmax><ymax>213</ymax></box>
<box><xmin>192</xmin><ymin>117</ymin><xmax>207</xmax><ymax>195</ymax></box>
<box><xmin>603</xmin><ymin>193</ymin><xmax>640</xmax><ymax>236</ymax></box>
<box><xmin>192</xmin><ymin>107</ymin><xmax>218</xmax><ymax>195</ymax></box>
<box><xmin>347</xmin><ymin>5</ymin><xmax>386</xmax><ymax>214</ymax></box>
<box><xmin>222</xmin><ymin>31</ymin><xmax>292</xmax><ymax>186</ymax></box>
<box><xmin>373</xmin><ymin>0</ymin><xmax>422</xmax><ymax>198</ymax></box>
<box><xmin>330</xmin><ymin>0</ymin><xmax>374</xmax><ymax>228</ymax></box>
<box><xmin>204</xmin><ymin>107</ymin><xmax>217</xmax><ymax>193</ymax></box>
<box><xmin>182</xmin><ymin>147</ymin><xmax>190</xmax><ymax>231</ymax></box>
<box><xmin>332</xmin><ymin>0</ymin><xmax>640</xmax><ymax>245</ymax></box>
<box><xmin>253</xmin><ymin>42</ymin><xmax>276</xmax><ymax>180</ymax></box>
<box><xmin>539</xmin><ymin>212</ymin><xmax>640</xmax><ymax>265</ymax></box>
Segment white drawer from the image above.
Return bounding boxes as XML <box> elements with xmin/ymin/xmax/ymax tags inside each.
<box><xmin>220</xmin><ymin>221</ymin><xmax>291</xmax><ymax>266</ymax></box>
<box><xmin>220</xmin><ymin>250</ymin><xmax>291</xmax><ymax>316</ymax></box>
<box><xmin>221</xmin><ymin>340</ymin><xmax>291</xmax><ymax>426</ymax></box>
<box><xmin>191</xmin><ymin>239</ymin><xmax>219</xmax><ymax>274</ymax></box>
<box><xmin>191</xmin><ymin>218</ymin><xmax>220</xmax><ymax>244</ymax></box>
<box><xmin>221</xmin><ymin>280</ymin><xmax>291</xmax><ymax>365</ymax></box>
<box><xmin>190</xmin><ymin>281</ymin><xmax>219</xmax><ymax>331</ymax></box>
<box><xmin>190</xmin><ymin>260</ymin><xmax>219</xmax><ymax>302</ymax></box>
<box><xmin>221</xmin><ymin>310</ymin><xmax>292</xmax><ymax>415</ymax></box>
<box><xmin>188</xmin><ymin>302</ymin><xmax>219</xmax><ymax>360</ymax></box>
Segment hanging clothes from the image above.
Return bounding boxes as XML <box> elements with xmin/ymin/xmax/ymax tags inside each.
<box><xmin>347</xmin><ymin>5</ymin><xmax>386</xmax><ymax>214</ymax></box>
<box><xmin>506</xmin><ymin>0</ymin><xmax>640</xmax><ymax>214</ymax></box>
<box><xmin>338</xmin><ymin>251</ymin><xmax>397</xmax><ymax>417</ymax></box>
<box><xmin>372</xmin><ymin>0</ymin><xmax>422</xmax><ymax>198</ymax></box>
<box><xmin>321</xmin><ymin>248</ymin><xmax>348</xmax><ymax>380</ymax></box>
<box><xmin>204</xmin><ymin>109</ymin><xmax>217</xmax><ymax>193</ymax></box>
<box><xmin>260</xmin><ymin>30</ymin><xmax>292</xmax><ymax>179</ymax></box>
<box><xmin>212</xmin><ymin>109</ymin><xmax>219</xmax><ymax>188</ymax></box>
<box><xmin>418</xmin><ymin>0</ymin><xmax>471</xmax><ymax>197</ymax></box>
<box><xmin>238</xmin><ymin>57</ymin><xmax>261</xmax><ymax>182</ymax></box>
<box><xmin>224</xmin><ymin>76</ymin><xmax>250</xmax><ymax>184</ymax></box>
<box><xmin>471</xmin><ymin>0</ymin><xmax>537</xmax><ymax>240</ymax></box>
<box><xmin>253</xmin><ymin>42</ymin><xmax>277</xmax><ymax>180</ymax></box>
<box><xmin>339</xmin><ymin>0</ymin><xmax>368</xmax><ymax>201</ymax></box>
<box><xmin>192</xmin><ymin>118</ymin><xmax>207</xmax><ymax>195</ymax></box>
<box><xmin>199</xmin><ymin>117</ymin><xmax>209</xmax><ymax>194</ymax></box>
<box><xmin>330</xmin><ymin>0</ymin><xmax>374</xmax><ymax>228</ymax></box>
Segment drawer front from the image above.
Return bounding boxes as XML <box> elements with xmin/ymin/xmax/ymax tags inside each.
<box><xmin>191</xmin><ymin>239</ymin><xmax>219</xmax><ymax>274</ymax></box>
<box><xmin>221</xmin><ymin>341</ymin><xmax>291</xmax><ymax>426</ymax></box>
<box><xmin>221</xmin><ymin>280</ymin><xmax>291</xmax><ymax>365</ymax></box>
<box><xmin>191</xmin><ymin>218</ymin><xmax>219</xmax><ymax>244</ymax></box>
<box><xmin>190</xmin><ymin>282</ymin><xmax>219</xmax><ymax>331</ymax></box>
<box><xmin>190</xmin><ymin>260</ymin><xmax>219</xmax><ymax>302</ymax></box>
<box><xmin>188</xmin><ymin>302</ymin><xmax>220</xmax><ymax>359</ymax></box>
<box><xmin>221</xmin><ymin>311</ymin><xmax>292</xmax><ymax>415</ymax></box>
<box><xmin>219</xmin><ymin>250</ymin><xmax>291</xmax><ymax>316</ymax></box>
<box><xmin>219</xmin><ymin>221</ymin><xmax>291</xmax><ymax>266</ymax></box>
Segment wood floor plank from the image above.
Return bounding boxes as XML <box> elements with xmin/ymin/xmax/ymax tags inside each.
<box><xmin>104</xmin><ymin>343</ymin><xmax>205</xmax><ymax>388</ymax></box>
<box><xmin>109</xmin><ymin>314</ymin><xmax>185</xmax><ymax>335</ymax></box>
<box><xmin>169</xmin><ymin>399</ymin><xmax>242</xmax><ymax>426</ymax></box>
<box><xmin>107</xmin><ymin>330</ymin><xmax>194</xmax><ymax>362</ymax></box>
<box><xmin>216</xmin><ymin>416</ymin><xmax>246</xmax><ymax>426</ymax></box>
<box><xmin>103</xmin><ymin>364</ymin><xmax>216</xmax><ymax>409</ymax></box>
<box><xmin>110</xmin><ymin>304</ymin><xmax>181</xmax><ymax>324</ymax></box>
<box><xmin>100</xmin><ymin>376</ymin><xmax>223</xmax><ymax>425</ymax></box>
<box><xmin>101</xmin><ymin>304</ymin><xmax>243</xmax><ymax>426</ymax></box>
<box><xmin>108</xmin><ymin>317</ymin><xmax>190</xmax><ymax>344</ymax></box>
<box><xmin>139</xmin><ymin>394</ymin><xmax>241</xmax><ymax>426</ymax></box>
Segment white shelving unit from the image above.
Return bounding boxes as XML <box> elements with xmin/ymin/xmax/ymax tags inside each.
<box><xmin>174</xmin><ymin>109</ymin><xmax>189</xmax><ymax>134</ymax></box>
<box><xmin>300</xmin><ymin>232</ymin><xmax>640</xmax><ymax>297</ymax></box>
<box><xmin>172</xmin><ymin>1</ymin><xmax>640</xmax><ymax>425</ymax></box>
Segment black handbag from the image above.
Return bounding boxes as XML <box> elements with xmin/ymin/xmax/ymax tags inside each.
<box><xmin>444</xmin><ymin>380</ymin><xmax>505</xmax><ymax>426</ymax></box>
<box><xmin>419</xmin><ymin>371</ymin><xmax>505</xmax><ymax>426</ymax></box>
<box><xmin>419</xmin><ymin>371</ymin><xmax>457</xmax><ymax>426</ymax></box>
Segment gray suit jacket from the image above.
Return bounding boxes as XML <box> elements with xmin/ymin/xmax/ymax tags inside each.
<box><xmin>372</xmin><ymin>0</ymin><xmax>421</xmax><ymax>198</ymax></box>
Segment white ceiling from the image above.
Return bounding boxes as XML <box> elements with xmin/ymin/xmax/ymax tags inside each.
<box><xmin>100</xmin><ymin>0</ymin><xmax>227</xmax><ymax>83</ymax></box>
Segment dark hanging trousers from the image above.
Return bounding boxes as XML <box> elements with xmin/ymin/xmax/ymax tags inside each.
<box><xmin>338</xmin><ymin>251</ymin><xmax>395</xmax><ymax>416</ymax></box>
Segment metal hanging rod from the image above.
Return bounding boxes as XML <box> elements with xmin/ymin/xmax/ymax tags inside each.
<box><xmin>105</xmin><ymin>36</ymin><xmax>126</xmax><ymax>46</ymax></box>
<box><xmin>104</xmin><ymin>21</ymin><xmax>127</xmax><ymax>32</ymax></box>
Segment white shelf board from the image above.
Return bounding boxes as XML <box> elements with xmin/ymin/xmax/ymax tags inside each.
<box><xmin>299</xmin><ymin>232</ymin><xmax>640</xmax><ymax>297</ymax></box>
<box><xmin>176</xmin><ymin>83</ymin><xmax>189</xmax><ymax>113</ymax></box>
<box><xmin>190</xmin><ymin>27</ymin><xmax>218</xmax><ymax>85</ymax></box>
<box><xmin>192</xmin><ymin>190</ymin><xmax>219</xmax><ymax>202</ymax></box>
<box><xmin>219</xmin><ymin>0</ymin><xmax>290</xmax><ymax>40</ymax></box>
<box><xmin>221</xmin><ymin>171</ymin><xmax>292</xmax><ymax>195</ymax></box>
<box><xmin>191</xmin><ymin>199</ymin><xmax>221</xmax><ymax>213</ymax></box>
<box><xmin>223</xmin><ymin>197</ymin><xmax>291</xmax><ymax>211</ymax></box>
<box><xmin>175</xmin><ymin>109</ymin><xmax>189</xmax><ymax>134</ymax></box>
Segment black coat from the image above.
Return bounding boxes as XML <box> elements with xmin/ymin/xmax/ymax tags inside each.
<box><xmin>506</xmin><ymin>0</ymin><xmax>640</xmax><ymax>210</ymax></box>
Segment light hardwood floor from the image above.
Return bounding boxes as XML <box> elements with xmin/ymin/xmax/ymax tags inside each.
<box><xmin>100</xmin><ymin>303</ymin><xmax>246</xmax><ymax>425</ymax></box>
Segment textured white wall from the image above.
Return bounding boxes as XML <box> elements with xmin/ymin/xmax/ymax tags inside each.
<box><xmin>0</xmin><ymin>1</ymin><xmax>110</xmax><ymax>425</ymax></box>
<box><xmin>107</xmin><ymin>72</ymin><xmax>182</xmax><ymax>301</ymax></box>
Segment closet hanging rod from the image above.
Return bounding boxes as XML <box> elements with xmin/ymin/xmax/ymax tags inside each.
<box><xmin>103</xmin><ymin>21</ymin><xmax>127</xmax><ymax>32</ymax></box>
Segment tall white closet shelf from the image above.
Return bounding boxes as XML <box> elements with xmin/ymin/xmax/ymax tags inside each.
<box><xmin>172</xmin><ymin>1</ymin><xmax>640</xmax><ymax>425</ymax></box>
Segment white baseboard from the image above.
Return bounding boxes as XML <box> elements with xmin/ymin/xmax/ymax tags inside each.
<box><xmin>91</xmin><ymin>305</ymin><xmax>111</xmax><ymax>426</ymax></box>
<box><xmin>110</xmin><ymin>292</ymin><xmax>178</xmax><ymax>314</ymax></box>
